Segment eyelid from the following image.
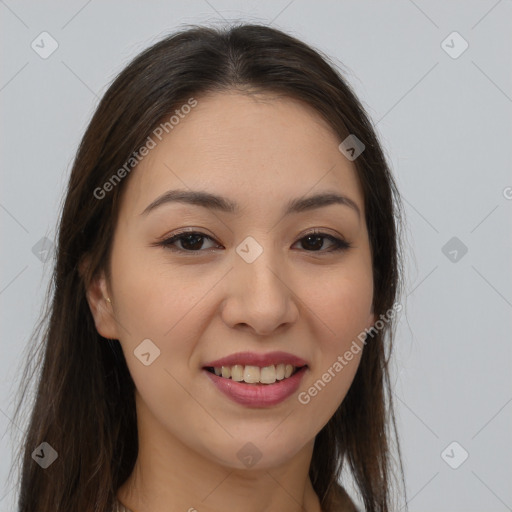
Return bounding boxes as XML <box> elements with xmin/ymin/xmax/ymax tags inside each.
<box><xmin>153</xmin><ymin>227</ymin><xmax>352</xmax><ymax>254</ymax></box>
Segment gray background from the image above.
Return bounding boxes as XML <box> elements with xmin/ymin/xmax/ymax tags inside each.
<box><xmin>1</xmin><ymin>1</ymin><xmax>511</xmax><ymax>510</ymax></box>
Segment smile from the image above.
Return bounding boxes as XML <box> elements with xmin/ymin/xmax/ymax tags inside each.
<box><xmin>205</xmin><ymin>363</ymin><xmax>303</xmax><ymax>384</ymax></box>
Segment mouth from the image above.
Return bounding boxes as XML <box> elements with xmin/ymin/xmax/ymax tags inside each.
<box><xmin>204</xmin><ymin>364</ymin><xmax>307</xmax><ymax>385</ymax></box>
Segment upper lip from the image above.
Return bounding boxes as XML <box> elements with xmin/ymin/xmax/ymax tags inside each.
<box><xmin>203</xmin><ymin>351</ymin><xmax>308</xmax><ymax>368</ymax></box>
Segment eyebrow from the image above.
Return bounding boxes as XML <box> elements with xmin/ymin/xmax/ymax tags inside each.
<box><xmin>140</xmin><ymin>189</ymin><xmax>361</xmax><ymax>219</ymax></box>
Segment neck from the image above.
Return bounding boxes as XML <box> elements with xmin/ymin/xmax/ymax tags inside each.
<box><xmin>116</xmin><ymin>392</ymin><xmax>322</xmax><ymax>512</ymax></box>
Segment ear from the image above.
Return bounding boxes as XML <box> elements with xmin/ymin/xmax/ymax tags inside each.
<box><xmin>80</xmin><ymin>257</ymin><xmax>119</xmax><ymax>340</ymax></box>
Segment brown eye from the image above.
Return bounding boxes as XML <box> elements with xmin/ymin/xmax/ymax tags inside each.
<box><xmin>294</xmin><ymin>232</ymin><xmax>351</xmax><ymax>252</ymax></box>
<box><xmin>158</xmin><ymin>232</ymin><xmax>220</xmax><ymax>252</ymax></box>
<box><xmin>156</xmin><ymin>230</ymin><xmax>351</xmax><ymax>255</ymax></box>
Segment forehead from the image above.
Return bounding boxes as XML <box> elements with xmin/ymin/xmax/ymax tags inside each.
<box><xmin>119</xmin><ymin>92</ymin><xmax>364</xmax><ymax>219</ymax></box>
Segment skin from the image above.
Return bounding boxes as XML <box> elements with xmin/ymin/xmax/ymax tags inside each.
<box><xmin>85</xmin><ymin>91</ymin><xmax>375</xmax><ymax>512</ymax></box>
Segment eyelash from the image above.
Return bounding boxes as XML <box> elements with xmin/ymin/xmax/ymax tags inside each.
<box><xmin>155</xmin><ymin>229</ymin><xmax>352</xmax><ymax>255</ymax></box>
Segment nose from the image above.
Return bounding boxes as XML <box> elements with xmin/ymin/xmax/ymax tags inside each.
<box><xmin>220</xmin><ymin>250</ymin><xmax>300</xmax><ymax>336</ymax></box>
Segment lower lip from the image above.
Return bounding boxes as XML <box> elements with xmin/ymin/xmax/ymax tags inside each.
<box><xmin>203</xmin><ymin>367</ymin><xmax>307</xmax><ymax>407</ymax></box>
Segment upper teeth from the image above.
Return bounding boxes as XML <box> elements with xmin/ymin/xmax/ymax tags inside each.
<box><xmin>213</xmin><ymin>364</ymin><xmax>296</xmax><ymax>384</ymax></box>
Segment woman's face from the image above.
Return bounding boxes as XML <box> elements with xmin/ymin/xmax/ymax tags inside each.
<box><xmin>88</xmin><ymin>91</ymin><xmax>375</xmax><ymax>470</ymax></box>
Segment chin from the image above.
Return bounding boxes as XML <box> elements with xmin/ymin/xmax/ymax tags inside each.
<box><xmin>203</xmin><ymin>435</ymin><xmax>309</xmax><ymax>472</ymax></box>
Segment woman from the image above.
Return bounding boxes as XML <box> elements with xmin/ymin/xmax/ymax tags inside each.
<box><xmin>11</xmin><ymin>23</ymin><xmax>406</xmax><ymax>512</ymax></box>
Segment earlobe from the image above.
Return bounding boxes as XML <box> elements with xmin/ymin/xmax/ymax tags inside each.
<box><xmin>81</xmin><ymin>264</ymin><xmax>118</xmax><ymax>340</ymax></box>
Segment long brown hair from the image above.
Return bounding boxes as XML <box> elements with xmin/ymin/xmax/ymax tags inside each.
<box><xmin>9</xmin><ymin>23</ymin><xmax>406</xmax><ymax>512</ymax></box>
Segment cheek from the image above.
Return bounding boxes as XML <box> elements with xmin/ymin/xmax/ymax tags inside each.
<box><xmin>110</xmin><ymin>245</ymin><xmax>220</xmax><ymax>383</ymax></box>
<box><xmin>298</xmin><ymin>260</ymin><xmax>372</xmax><ymax>409</ymax></box>
<box><xmin>296</xmin><ymin>276</ymin><xmax>369</xmax><ymax>423</ymax></box>
<box><xmin>110</xmin><ymin>241</ymin><xmax>199</xmax><ymax>332</ymax></box>
<box><xmin>296</xmin><ymin>317</ymin><xmax>363</xmax><ymax>433</ymax></box>
<box><xmin>110</xmin><ymin>255</ymin><xmax>206</xmax><ymax>413</ymax></box>
<box><xmin>305</xmin><ymin>266</ymin><xmax>373</xmax><ymax>346</ymax></box>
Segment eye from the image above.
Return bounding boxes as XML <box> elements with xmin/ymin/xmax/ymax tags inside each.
<box><xmin>155</xmin><ymin>229</ymin><xmax>352</xmax><ymax>254</ymax></box>
<box><xmin>156</xmin><ymin>231</ymin><xmax>220</xmax><ymax>253</ymax></box>
<box><xmin>293</xmin><ymin>229</ymin><xmax>352</xmax><ymax>252</ymax></box>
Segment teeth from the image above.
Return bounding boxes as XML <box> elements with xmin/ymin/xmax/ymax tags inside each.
<box><xmin>260</xmin><ymin>365</ymin><xmax>276</xmax><ymax>384</ymax></box>
<box><xmin>243</xmin><ymin>365</ymin><xmax>260</xmax><ymax>383</ymax></box>
<box><xmin>211</xmin><ymin>363</ymin><xmax>299</xmax><ymax>384</ymax></box>
<box><xmin>231</xmin><ymin>364</ymin><xmax>244</xmax><ymax>382</ymax></box>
